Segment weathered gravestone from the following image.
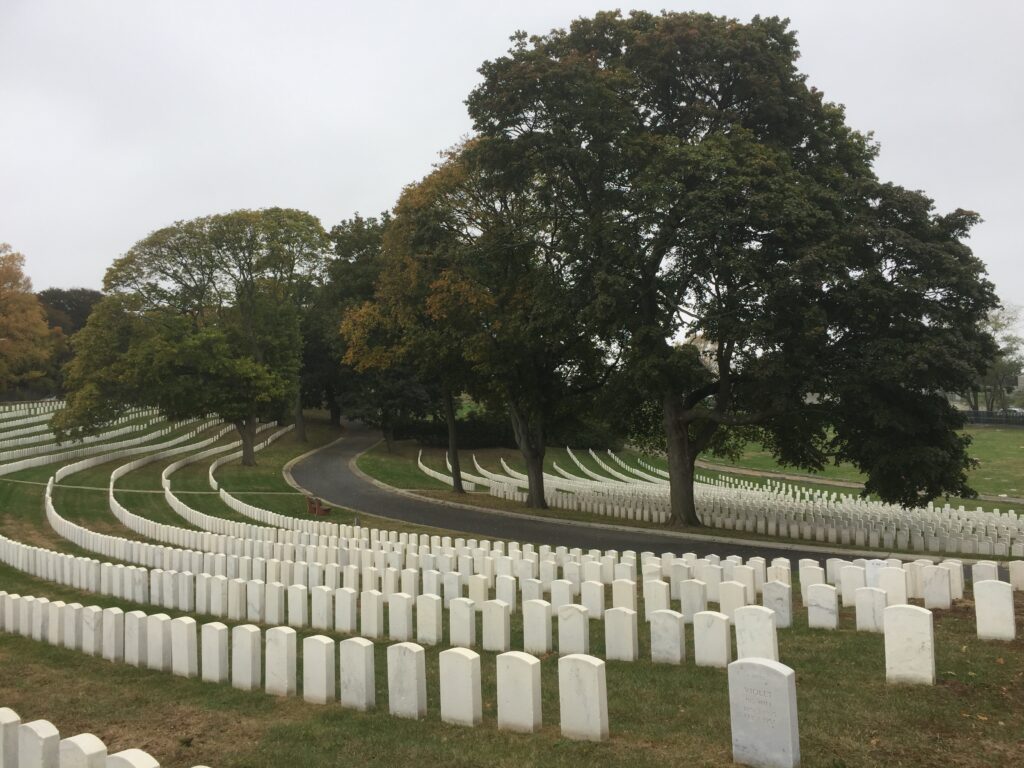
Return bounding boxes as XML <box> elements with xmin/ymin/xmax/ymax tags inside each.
<box><xmin>728</xmin><ymin>658</ymin><xmax>800</xmax><ymax>768</ymax></box>
<box><xmin>974</xmin><ymin>580</ymin><xmax>1016</xmax><ymax>641</ymax></box>
<box><xmin>884</xmin><ymin>605</ymin><xmax>935</xmax><ymax>685</ymax></box>
<box><xmin>440</xmin><ymin>647</ymin><xmax>482</xmax><ymax>726</ymax></box>
<box><xmin>558</xmin><ymin>654</ymin><xmax>609</xmax><ymax>741</ymax></box>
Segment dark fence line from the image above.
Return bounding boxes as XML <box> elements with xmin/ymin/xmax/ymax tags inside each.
<box><xmin>961</xmin><ymin>410</ymin><xmax>1024</xmax><ymax>427</ymax></box>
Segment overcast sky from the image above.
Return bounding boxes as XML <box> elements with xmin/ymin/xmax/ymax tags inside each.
<box><xmin>1</xmin><ymin>1</ymin><xmax>1021</xmax><ymax>319</ymax></box>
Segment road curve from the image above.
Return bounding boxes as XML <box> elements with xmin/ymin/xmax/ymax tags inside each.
<box><xmin>288</xmin><ymin>423</ymin><xmax>839</xmax><ymax>567</ymax></box>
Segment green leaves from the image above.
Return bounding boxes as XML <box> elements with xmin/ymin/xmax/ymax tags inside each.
<box><xmin>465</xmin><ymin>10</ymin><xmax>999</xmax><ymax>520</ymax></box>
<box><xmin>58</xmin><ymin>209</ymin><xmax>323</xmax><ymax>441</ymax></box>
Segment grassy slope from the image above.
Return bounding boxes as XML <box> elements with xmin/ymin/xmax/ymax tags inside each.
<box><xmin>1</xmin><ymin>558</ymin><xmax>1021</xmax><ymax>768</ymax></box>
<box><xmin>1</xmin><ymin>416</ymin><xmax>1023</xmax><ymax>767</ymax></box>
<box><xmin>699</xmin><ymin>426</ymin><xmax>1024</xmax><ymax>498</ymax></box>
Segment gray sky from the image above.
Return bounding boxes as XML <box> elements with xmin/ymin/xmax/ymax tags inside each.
<box><xmin>1</xmin><ymin>0</ymin><xmax>1021</xmax><ymax>319</ymax></box>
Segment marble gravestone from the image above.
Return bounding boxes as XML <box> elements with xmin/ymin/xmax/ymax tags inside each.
<box><xmin>728</xmin><ymin>658</ymin><xmax>800</xmax><ymax>768</ymax></box>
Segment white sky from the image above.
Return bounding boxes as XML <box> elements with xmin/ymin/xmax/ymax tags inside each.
<box><xmin>1</xmin><ymin>1</ymin><xmax>1021</xmax><ymax>320</ymax></box>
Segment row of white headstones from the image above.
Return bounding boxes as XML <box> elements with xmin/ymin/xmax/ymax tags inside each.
<box><xmin>0</xmin><ymin>705</ymin><xmax>193</xmax><ymax>768</ymax></box>
<box><xmin>2</xmin><ymin>420</ymin><xmax>1021</xmax><ymax>768</ymax></box>
<box><xmin>445</xmin><ymin>448</ymin><xmax>1024</xmax><ymax>556</ymax></box>
<box><xmin>2</xmin><ymin>541</ymin><xmax>1019</xmax><ymax>768</ymax></box>
<box><xmin>0</xmin><ymin>592</ymin><xmax>607</xmax><ymax>739</ymax></box>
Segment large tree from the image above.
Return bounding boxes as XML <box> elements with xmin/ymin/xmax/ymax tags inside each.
<box><xmin>467</xmin><ymin>11</ymin><xmax>998</xmax><ymax>524</ymax></box>
<box><xmin>340</xmin><ymin>179</ymin><xmax>486</xmax><ymax>492</ymax></box>
<box><xmin>0</xmin><ymin>244</ymin><xmax>52</xmax><ymax>397</ymax></box>
<box><xmin>369</xmin><ymin>147</ymin><xmax>611</xmax><ymax>508</ymax></box>
<box><xmin>55</xmin><ymin>209</ymin><xmax>327</xmax><ymax>464</ymax></box>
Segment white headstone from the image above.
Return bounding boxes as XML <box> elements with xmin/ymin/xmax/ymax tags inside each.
<box><xmin>921</xmin><ymin>565</ymin><xmax>952</xmax><ymax>610</ymax></box>
<box><xmin>728</xmin><ymin>658</ymin><xmax>800</xmax><ymax>768</ymax></box>
<box><xmin>878</xmin><ymin>567</ymin><xmax>908</xmax><ymax>606</ymax></box>
<box><xmin>439</xmin><ymin>647</ymin><xmax>482</xmax><ymax>726</ymax></box>
<box><xmin>557</xmin><ymin>604</ymin><xmax>589</xmax><ymax>655</ymax></box>
<box><xmin>145</xmin><ymin>614</ymin><xmax>171</xmax><ymax>672</ymax></box>
<box><xmin>650</xmin><ymin>609</ymin><xmax>685</xmax><ymax>665</ymax></box>
<box><xmin>334</xmin><ymin>587</ymin><xmax>358</xmax><ymax>633</ymax></box>
<box><xmin>415</xmin><ymin>593</ymin><xmax>442</xmax><ymax>645</ymax></box>
<box><xmin>839</xmin><ymin>566</ymin><xmax>866</xmax><ymax>608</ymax></box>
<box><xmin>170</xmin><ymin>616</ymin><xmax>198</xmax><ymax>678</ymax></box>
<box><xmin>388</xmin><ymin>592</ymin><xmax>414</xmax><ymax>641</ymax></box>
<box><xmin>558</xmin><ymin>654</ymin><xmax>608</xmax><ymax>741</ymax></box>
<box><xmin>761</xmin><ymin>581</ymin><xmax>792</xmax><ymax>629</ymax></box>
<box><xmin>201</xmin><ymin>622</ymin><xmax>229</xmax><ymax>683</ymax></box>
<box><xmin>482</xmin><ymin>599</ymin><xmax>511</xmax><ymax>652</ymax></box>
<box><xmin>124</xmin><ymin>610</ymin><xmax>147</xmax><ymax>668</ymax></box>
<box><xmin>0</xmin><ymin>707</ymin><xmax>20</xmax><ymax>768</ymax></box>
<box><xmin>303</xmin><ymin>635</ymin><xmax>336</xmax><ymax>704</ymax></box>
<box><xmin>266</xmin><ymin>626</ymin><xmax>298</xmax><ymax>696</ymax></box>
<box><xmin>854</xmin><ymin>587</ymin><xmax>886</xmax><ymax>633</ymax></box>
<box><xmin>231</xmin><ymin>624</ymin><xmax>262</xmax><ymax>691</ymax></box>
<box><xmin>361</xmin><ymin>589</ymin><xmax>384</xmax><ymax>639</ymax></box>
<box><xmin>339</xmin><ymin>637</ymin><xmax>375</xmax><ymax>711</ymax></box>
<box><xmin>603</xmin><ymin>607</ymin><xmax>638</xmax><ymax>662</ymax></box>
<box><xmin>694</xmin><ymin>610</ymin><xmax>732</xmax><ymax>667</ymax></box>
<box><xmin>974</xmin><ymin>580</ymin><xmax>1016</xmax><ymax>641</ymax></box>
<box><xmin>719</xmin><ymin>580</ymin><xmax>747</xmax><ymax>621</ymax></box>
<box><xmin>449</xmin><ymin>597</ymin><xmax>476</xmax><ymax>648</ymax></box>
<box><xmin>496</xmin><ymin>651</ymin><xmax>542</xmax><ymax>733</ymax></box>
<box><xmin>18</xmin><ymin>719</ymin><xmax>59</xmax><ymax>768</ymax></box>
<box><xmin>884</xmin><ymin>605</ymin><xmax>935</xmax><ymax>685</ymax></box>
<box><xmin>523</xmin><ymin>599</ymin><xmax>553</xmax><ymax>655</ymax></box>
<box><xmin>735</xmin><ymin>605</ymin><xmax>779</xmax><ymax>661</ymax></box>
<box><xmin>680</xmin><ymin>579</ymin><xmax>707</xmax><ymax>623</ymax></box>
<box><xmin>58</xmin><ymin>732</ymin><xmax>107</xmax><ymax>768</ymax></box>
<box><xmin>806</xmin><ymin>584</ymin><xmax>839</xmax><ymax>630</ymax></box>
<box><xmin>387</xmin><ymin>642</ymin><xmax>427</xmax><ymax>719</ymax></box>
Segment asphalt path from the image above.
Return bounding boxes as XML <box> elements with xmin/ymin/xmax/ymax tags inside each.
<box><xmin>289</xmin><ymin>423</ymin><xmax>836</xmax><ymax>568</ymax></box>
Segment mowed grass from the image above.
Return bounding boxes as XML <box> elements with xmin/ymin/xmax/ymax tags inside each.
<box><xmin>1</xmin><ymin>557</ymin><xmax>1022</xmax><ymax>768</ymax></box>
<box><xmin>695</xmin><ymin>425</ymin><xmax>1024</xmax><ymax>499</ymax></box>
<box><xmin>2</xmin><ymin>415</ymin><xmax>1023</xmax><ymax>767</ymax></box>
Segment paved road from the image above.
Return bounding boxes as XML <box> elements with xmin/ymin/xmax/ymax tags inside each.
<box><xmin>290</xmin><ymin>424</ymin><xmax>832</xmax><ymax>567</ymax></box>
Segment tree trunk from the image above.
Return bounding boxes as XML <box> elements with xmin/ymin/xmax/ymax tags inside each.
<box><xmin>523</xmin><ymin>449</ymin><xmax>546</xmax><ymax>508</ymax></box>
<box><xmin>444</xmin><ymin>390</ymin><xmax>465</xmax><ymax>494</ymax></box>
<box><xmin>508</xmin><ymin>403</ymin><xmax>547</xmax><ymax>509</ymax></box>
<box><xmin>664</xmin><ymin>394</ymin><xmax>701</xmax><ymax>527</ymax></box>
<box><xmin>964</xmin><ymin>389</ymin><xmax>979</xmax><ymax>411</ymax></box>
<box><xmin>294</xmin><ymin>388</ymin><xmax>307</xmax><ymax>442</ymax></box>
<box><xmin>238</xmin><ymin>416</ymin><xmax>258</xmax><ymax>467</ymax></box>
<box><xmin>381</xmin><ymin>409</ymin><xmax>395</xmax><ymax>453</ymax></box>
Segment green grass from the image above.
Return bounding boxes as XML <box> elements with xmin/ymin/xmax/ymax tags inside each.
<box><xmin>2</xmin><ymin>415</ymin><xmax>1023</xmax><ymax>767</ymax></box>
<box><xmin>1</xmin><ymin>557</ymin><xmax>1022</xmax><ymax>768</ymax></box>
<box><xmin>697</xmin><ymin>425</ymin><xmax>1024</xmax><ymax>499</ymax></box>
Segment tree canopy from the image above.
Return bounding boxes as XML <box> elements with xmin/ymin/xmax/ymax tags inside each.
<box><xmin>55</xmin><ymin>209</ymin><xmax>328</xmax><ymax>463</ymax></box>
<box><xmin>465</xmin><ymin>10</ymin><xmax>998</xmax><ymax>522</ymax></box>
<box><xmin>0</xmin><ymin>244</ymin><xmax>52</xmax><ymax>397</ymax></box>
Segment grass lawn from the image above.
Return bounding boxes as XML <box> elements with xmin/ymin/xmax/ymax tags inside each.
<box><xmin>2</xmin><ymin>415</ymin><xmax>1023</xmax><ymax>767</ymax></box>
<box><xmin>696</xmin><ymin>425</ymin><xmax>1024</xmax><ymax>499</ymax></box>
<box><xmin>1</xmin><ymin>557</ymin><xmax>1021</xmax><ymax>768</ymax></box>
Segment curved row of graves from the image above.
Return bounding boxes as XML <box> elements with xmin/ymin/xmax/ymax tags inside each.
<box><xmin>417</xmin><ymin>447</ymin><xmax>1024</xmax><ymax>557</ymax></box>
<box><xmin>0</xmin><ymin>411</ymin><xmax>1021</xmax><ymax>768</ymax></box>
